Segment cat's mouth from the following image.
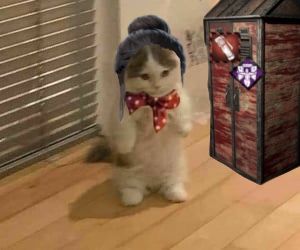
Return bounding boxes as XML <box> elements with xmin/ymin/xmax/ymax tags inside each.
<box><xmin>126</xmin><ymin>86</ymin><xmax>175</xmax><ymax>97</ymax></box>
<box><xmin>148</xmin><ymin>88</ymin><xmax>175</xmax><ymax>97</ymax></box>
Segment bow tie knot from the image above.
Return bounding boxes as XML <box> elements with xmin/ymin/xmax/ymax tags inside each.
<box><xmin>125</xmin><ymin>89</ymin><xmax>180</xmax><ymax>132</ymax></box>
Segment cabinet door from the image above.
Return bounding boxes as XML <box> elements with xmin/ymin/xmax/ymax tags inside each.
<box><xmin>233</xmin><ymin>22</ymin><xmax>259</xmax><ymax>179</ymax></box>
<box><xmin>209</xmin><ymin>21</ymin><xmax>259</xmax><ymax>179</ymax></box>
<box><xmin>209</xmin><ymin>22</ymin><xmax>233</xmax><ymax>166</ymax></box>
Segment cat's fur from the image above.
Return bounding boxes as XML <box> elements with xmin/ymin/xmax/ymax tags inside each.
<box><xmin>90</xmin><ymin>44</ymin><xmax>193</xmax><ymax>206</ymax></box>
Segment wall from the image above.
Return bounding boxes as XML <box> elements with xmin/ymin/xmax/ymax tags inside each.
<box><xmin>120</xmin><ymin>0</ymin><xmax>218</xmax><ymax>124</ymax></box>
<box><xmin>96</xmin><ymin>0</ymin><xmax>218</xmax><ymax>135</ymax></box>
<box><xmin>95</xmin><ymin>0</ymin><xmax>121</xmax><ymax>135</ymax></box>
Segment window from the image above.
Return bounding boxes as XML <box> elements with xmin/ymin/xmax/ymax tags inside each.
<box><xmin>0</xmin><ymin>0</ymin><xmax>98</xmax><ymax>175</ymax></box>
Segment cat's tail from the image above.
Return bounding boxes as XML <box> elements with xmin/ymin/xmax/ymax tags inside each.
<box><xmin>85</xmin><ymin>136</ymin><xmax>113</xmax><ymax>163</ymax></box>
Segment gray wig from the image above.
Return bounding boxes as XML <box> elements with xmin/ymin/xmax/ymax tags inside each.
<box><xmin>114</xmin><ymin>15</ymin><xmax>186</xmax><ymax>120</ymax></box>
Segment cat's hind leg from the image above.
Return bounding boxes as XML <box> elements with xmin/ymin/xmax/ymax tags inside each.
<box><xmin>113</xmin><ymin>157</ymin><xmax>146</xmax><ymax>206</ymax></box>
<box><xmin>116</xmin><ymin>171</ymin><xmax>146</xmax><ymax>206</ymax></box>
<box><xmin>161</xmin><ymin>182</ymin><xmax>187</xmax><ymax>202</ymax></box>
<box><xmin>160</xmin><ymin>155</ymin><xmax>188</xmax><ymax>203</ymax></box>
<box><xmin>120</xmin><ymin>185</ymin><xmax>144</xmax><ymax>206</ymax></box>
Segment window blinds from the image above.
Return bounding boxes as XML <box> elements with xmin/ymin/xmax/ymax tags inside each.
<box><xmin>0</xmin><ymin>0</ymin><xmax>98</xmax><ymax>173</ymax></box>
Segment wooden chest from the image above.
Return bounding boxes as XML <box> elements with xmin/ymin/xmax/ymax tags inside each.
<box><xmin>204</xmin><ymin>0</ymin><xmax>300</xmax><ymax>184</ymax></box>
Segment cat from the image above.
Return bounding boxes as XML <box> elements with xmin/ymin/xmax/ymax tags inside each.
<box><xmin>88</xmin><ymin>18</ymin><xmax>193</xmax><ymax>206</ymax></box>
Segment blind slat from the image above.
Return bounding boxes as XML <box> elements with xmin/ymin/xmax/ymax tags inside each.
<box><xmin>0</xmin><ymin>0</ymin><xmax>94</xmax><ymax>21</ymax></box>
<box><xmin>0</xmin><ymin>34</ymin><xmax>95</xmax><ymax>75</ymax></box>
<box><xmin>0</xmin><ymin>115</ymin><xmax>96</xmax><ymax>166</ymax></box>
<box><xmin>0</xmin><ymin>1</ymin><xmax>37</xmax><ymax>22</ymax></box>
<box><xmin>0</xmin><ymin>0</ymin><xmax>94</xmax><ymax>35</ymax></box>
<box><xmin>0</xmin><ymin>0</ymin><xmax>31</xmax><ymax>8</ymax></box>
<box><xmin>0</xmin><ymin>92</ymin><xmax>97</xmax><ymax>128</ymax></box>
<box><xmin>0</xmin><ymin>22</ymin><xmax>95</xmax><ymax>62</ymax></box>
<box><xmin>1</xmin><ymin>54</ymin><xmax>96</xmax><ymax>90</ymax></box>
<box><xmin>0</xmin><ymin>0</ymin><xmax>97</xmax><ymax>170</ymax></box>
<box><xmin>1</xmin><ymin>69</ymin><xmax>96</xmax><ymax>102</ymax></box>
<box><xmin>0</xmin><ymin>103</ymin><xmax>97</xmax><ymax>154</ymax></box>
<box><xmin>0</xmin><ymin>78</ymin><xmax>96</xmax><ymax>116</ymax></box>
<box><xmin>0</xmin><ymin>0</ymin><xmax>74</xmax><ymax>9</ymax></box>
<box><xmin>0</xmin><ymin>11</ymin><xmax>95</xmax><ymax>49</ymax></box>
<box><xmin>0</xmin><ymin>97</ymin><xmax>97</xmax><ymax>139</ymax></box>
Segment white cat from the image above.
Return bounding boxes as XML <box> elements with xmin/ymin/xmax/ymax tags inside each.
<box><xmin>88</xmin><ymin>34</ymin><xmax>193</xmax><ymax>206</ymax></box>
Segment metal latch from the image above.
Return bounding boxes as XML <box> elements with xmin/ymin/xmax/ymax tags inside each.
<box><xmin>234</xmin><ymin>86</ymin><xmax>240</xmax><ymax>112</ymax></box>
<box><xmin>225</xmin><ymin>84</ymin><xmax>240</xmax><ymax>111</ymax></box>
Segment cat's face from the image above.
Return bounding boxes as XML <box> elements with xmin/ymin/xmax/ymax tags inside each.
<box><xmin>124</xmin><ymin>44</ymin><xmax>181</xmax><ymax>96</ymax></box>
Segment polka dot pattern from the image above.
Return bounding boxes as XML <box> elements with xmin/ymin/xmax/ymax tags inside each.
<box><xmin>125</xmin><ymin>89</ymin><xmax>180</xmax><ymax>133</ymax></box>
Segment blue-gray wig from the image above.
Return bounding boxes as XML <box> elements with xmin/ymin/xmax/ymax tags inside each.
<box><xmin>114</xmin><ymin>15</ymin><xmax>186</xmax><ymax>120</ymax></box>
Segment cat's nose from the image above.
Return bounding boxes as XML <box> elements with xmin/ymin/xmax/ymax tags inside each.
<box><xmin>152</xmin><ymin>81</ymin><xmax>160</xmax><ymax>89</ymax></box>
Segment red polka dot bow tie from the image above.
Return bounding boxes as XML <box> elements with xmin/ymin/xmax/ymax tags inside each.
<box><xmin>125</xmin><ymin>89</ymin><xmax>180</xmax><ymax>133</ymax></box>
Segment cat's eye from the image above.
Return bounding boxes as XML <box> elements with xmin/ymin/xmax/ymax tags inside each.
<box><xmin>161</xmin><ymin>70</ymin><xmax>169</xmax><ymax>77</ymax></box>
<box><xmin>140</xmin><ymin>73</ymin><xmax>150</xmax><ymax>80</ymax></box>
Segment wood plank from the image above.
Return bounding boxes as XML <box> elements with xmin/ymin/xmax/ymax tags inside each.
<box><xmin>226</xmin><ymin>192</ymin><xmax>300</xmax><ymax>250</ymax></box>
<box><xmin>53</xmin><ymin>161</ymin><xmax>233</xmax><ymax>250</ymax></box>
<box><xmin>265</xmin><ymin>23</ymin><xmax>300</xmax><ymax>61</ymax></box>
<box><xmin>223</xmin><ymin>245</ymin><xmax>247</xmax><ymax>250</ymax></box>
<box><xmin>0</xmin><ymin>144</ymin><xmax>100</xmax><ymax>223</ymax></box>
<box><xmin>277</xmin><ymin>230</ymin><xmax>300</xmax><ymax>250</ymax></box>
<box><xmin>0</xmin><ymin>161</ymin><xmax>50</xmax><ymax>195</ymax></box>
<box><xmin>205</xmin><ymin>0</ymin><xmax>236</xmax><ymax>18</ymax></box>
<box><xmin>219</xmin><ymin>0</ymin><xmax>249</xmax><ymax>17</ymax></box>
<box><xmin>0</xmin><ymin>165</ymin><xmax>110</xmax><ymax>249</ymax></box>
<box><xmin>0</xmin><ymin>137</ymin><xmax>98</xmax><ymax>196</ymax></box>
<box><xmin>0</xmin><ymin>126</ymin><xmax>208</xmax><ymax>234</ymax></box>
<box><xmin>7</xmin><ymin>135</ymin><xmax>214</xmax><ymax>250</ymax></box>
<box><xmin>211</xmin><ymin>61</ymin><xmax>233</xmax><ymax>165</ymax></box>
<box><xmin>2</xmin><ymin>122</ymin><xmax>300</xmax><ymax>250</ymax></box>
<box><xmin>264</xmin><ymin>45</ymin><xmax>300</xmax><ymax>178</ymax></box>
<box><xmin>236</xmin><ymin>0</ymin><xmax>264</xmax><ymax>16</ymax></box>
<box><xmin>251</xmin><ymin>0</ymin><xmax>281</xmax><ymax>15</ymax></box>
<box><xmin>171</xmin><ymin>166</ymin><xmax>300</xmax><ymax>250</ymax></box>
<box><xmin>113</xmin><ymin>173</ymin><xmax>257</xmax><ymax>250</ymax></box>
<box><xmin>183</xmin><ymin>123</ymin><xmax>209</xmax><ymax>148</ymax></box>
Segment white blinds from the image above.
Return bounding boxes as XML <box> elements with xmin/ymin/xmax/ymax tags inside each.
<box><xmin>0</xmin><ymin>0</ymin><xmax>98</xmax><ymax>171</ymax></box>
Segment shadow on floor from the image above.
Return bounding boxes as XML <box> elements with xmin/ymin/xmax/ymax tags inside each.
<box><xmin>68</xmin><ymin>179</ymin><xmax>173</xmax><ymax>221</ymax></box>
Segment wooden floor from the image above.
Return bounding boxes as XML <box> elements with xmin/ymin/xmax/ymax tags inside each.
<box><xmin>1</xmin><ymin>124</ymin><xmax>300</xmax><ymax>250</ymax></box>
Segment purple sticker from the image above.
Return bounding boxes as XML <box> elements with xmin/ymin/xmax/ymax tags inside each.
<box><xmin>230</xmin><ymin>58</ymin><xmax>263</xmax><ymax>90</ymax></box>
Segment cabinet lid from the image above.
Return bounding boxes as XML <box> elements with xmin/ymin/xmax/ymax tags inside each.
<box><xmin>205</xmin><ymin>0</ymin><xmax>300</xmax><ymax>20</ymax></box>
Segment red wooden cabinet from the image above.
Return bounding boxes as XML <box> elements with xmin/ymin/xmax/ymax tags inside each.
<box><xmin>204</xmin><ymin>0</ymin><xmax>300</xmax><ymax>184</ymax></box>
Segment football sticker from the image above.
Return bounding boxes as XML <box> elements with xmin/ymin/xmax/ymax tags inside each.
<box><xmin>210</xmin><ymin>33</ymin><xmax>240</xmax><ymax>62</ymax></box>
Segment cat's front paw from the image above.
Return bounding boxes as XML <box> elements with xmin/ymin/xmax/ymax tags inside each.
<box><xmin>120</xmin><ymin>187</ymin><xmax>144</xmax><ymax>206</ymax></box>
<box><xmin>162</xmin><ymin>183</ymin><xmax>187</xmax><ymax>203</ymax></box>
